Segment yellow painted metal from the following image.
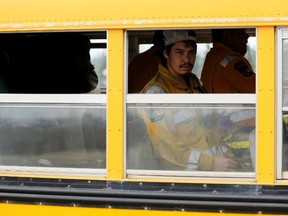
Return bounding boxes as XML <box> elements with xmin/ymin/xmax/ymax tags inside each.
<box><xmin>257</xmin><ymin>27</ymin><xmax>275</xmax><ymax>184</ymax></box>
<box><xmin>0</xmin><ymin>0</ymin><xmax>288</xmax><ymax>31</ymax></box>
<box><xmin>0</xmin><ymin>0</ymin><xmax>284</xmax><ymax>186</ymax></box>
<box><xmin>107</xmin><ymin>30</ymin><xmax>125</xmax><ymax>180</ymax></box>
<box><xmin>0</xmin><ymin>203</ymin><xmax>269</xmax><ymax>216</ymax></box>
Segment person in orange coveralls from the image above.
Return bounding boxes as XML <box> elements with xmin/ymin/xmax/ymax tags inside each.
<box><xmin>200</xmin><ymin>28</ymin><xmax>255</xmax><ymax>93</ymax></box>
<box><xmin>200</xmin><ymin>29</ymin><xmax>256</xmax><ymax>170</ymax></box>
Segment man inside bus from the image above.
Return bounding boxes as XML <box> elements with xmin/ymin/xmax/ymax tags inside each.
<box><xmin>139</xmin><ymin>30</ymin><xmax>238</xmax><ymax>171</ymax></box>
<box><xmin>200</xmin><ymin>28</ymin><xmax>255</xmax><ymax>93</ymax></box>
<box><xmin>128</xmin><ymin>30</ymin><xmax>165</xmax><ymax>93</ymax></box>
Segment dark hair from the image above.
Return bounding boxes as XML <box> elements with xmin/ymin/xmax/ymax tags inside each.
<box><xmin>211</xmin><ymin>29</ymin><xmax>225</xmax><ymax>42</ymax></box>
<box><xmin>153</xmin><ymin>30</ymin><xmax>165</xmax><ymax>47</ymax></box>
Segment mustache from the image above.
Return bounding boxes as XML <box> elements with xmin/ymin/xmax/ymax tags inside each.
<box><xmin>180</xmin><ymin>63</ymin><xmax>193</xmax><ymax>67</ymax></box>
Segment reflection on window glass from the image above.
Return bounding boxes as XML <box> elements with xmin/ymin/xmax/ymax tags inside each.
<box><xmin>127</xmin><ymin>104</ymin><xmax>255</xmax><ymax>172</ymax></box>
<box><xmin>283</xmin><ymin>39</ymin><xmax>288</xmax><ymax>172</ymax></box>
<box><xmin>283</xmin><ymin>113</ymin><xmax>288</xmax><ymax>171</ymax></box>
<box><xmin>283</xmin><ymin>39</ymin><xmax>288</xmax><ymax>81</ymax></box>
<box><xmin>283</xmin><ymin>39</ymin><xmax>288</xmax><ymax>106</ymax></box>
<box><xmin>0</xmin><ymin>106</ymin><xmax>106</xmax><ymax>169</ymax></box>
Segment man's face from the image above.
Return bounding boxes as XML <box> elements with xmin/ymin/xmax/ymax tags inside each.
<box><xmin>226</xmin><ymin>29</ymin><xmax>249</xmax><ymax>56</ymax></box>
<box><xmin>164</xmin><ymin>41</ymin><xmax>196</xmax><ymax>78</ymax></box>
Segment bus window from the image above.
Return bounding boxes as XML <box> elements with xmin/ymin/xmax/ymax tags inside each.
<box><xmin>126</xmin><ymin>28</ymin><xmax>256</xmax><ymax>177</ymax></box>
<box><xmin>0</xmin><ymin>31</ymin><xmax>107</xmax><ymax>176</ymax></box>
<box><xmin>278</xmin><ymin>28</ymin><xmax>288</xmax><ymax>178</ymax></box>
<box><xmin>0</xmin><ymin>32</ymin><xmax>107</xmax><ymax>94</ymax></box>
<box><xmin>0</xmin><ymin>106</ymin><xmax>106</xmax><ymax>168</ymax></box>
<box><xmin>127</xmin><ymin>100</ymin><xmax>255</xmax><ymax>174</ymax></box>
<box><xmin>127</xmin><ymin>29</ymin><xmax>256</xmax><ymax>93</ymax></box>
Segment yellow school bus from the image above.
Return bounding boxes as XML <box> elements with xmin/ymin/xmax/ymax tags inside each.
<box><xmin>0</xmin><ymin>0</ymin><xmax>288</xmax><ymax>215</ymax></box>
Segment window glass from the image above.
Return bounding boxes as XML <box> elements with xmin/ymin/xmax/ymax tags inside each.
<box><xmin>0</xmin><ymin>32</ymin><xmax>106</xmax><ymax>94</ymax></box>
<box><xmin>283</xmin><ymin>39</ymin><xmax>288</xmax><ymax>106</ymax></box>
<box><xmin>126</xmin><ymin>28</ymin><xmax>256</xmax><ymax>177</ymax></box>
<box><xmin>0</xmin><ymin>31</ymin><xmax>107</xmax><ymax>175</ymax></box>
<box><xmin>0</xmin><ymin>105</ymin><xmax>106</xmax><ymax>169</ymax></box>
<box><xmin>127</xmin><ymin>104</ymin><xmax>255</xmax><ymax>172</ymax></box>
<box><xmin>128</xmin><ymin>29</ymin><xmax>256</xmax><ymax>94</ymax></box>
<box><xmin>282</xmin><ymin>38</ymin><xmax>288</xmax><ymax>171</ymax></box>
<box><xmin>90</xmin><ymin>37</ymin><xmax>107</xmax><ymax>92</ymax></box>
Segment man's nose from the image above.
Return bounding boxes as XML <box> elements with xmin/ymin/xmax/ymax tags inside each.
<box><xmin>183</xmin><ymin>53</ymin><xmax>190</xmax><ymax>62</ymax></box>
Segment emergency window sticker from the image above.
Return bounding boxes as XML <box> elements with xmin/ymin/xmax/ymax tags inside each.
<box><xmin>145</xmin><ymin>108</ymin><xmax>164</xmax><ymax>122</ymax></box>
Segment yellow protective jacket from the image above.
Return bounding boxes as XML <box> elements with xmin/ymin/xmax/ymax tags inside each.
<box><xmin>139</xmin><ymin>64</ymin><xmax>215</xmax><ymax>170</ymax></box>
<box><xmin>200</xmin><ymin>43</ymin><xmax>255</xmax><ymax>93</ymax></box>
<box><xmin>140</xmin><ymin>108</ymin><xmax>214</xmax><ymax>170</ymax></box>
<box><xmin>141</xmin><ymin>64</ymin><xmax>205</xmax><ymax>93</ymax></box>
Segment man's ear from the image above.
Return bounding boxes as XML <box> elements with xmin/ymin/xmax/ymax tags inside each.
<box><xmin>163</xmin><ymin>50</ymin><xmax>168</xmax><ymax>59</ymax></box>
